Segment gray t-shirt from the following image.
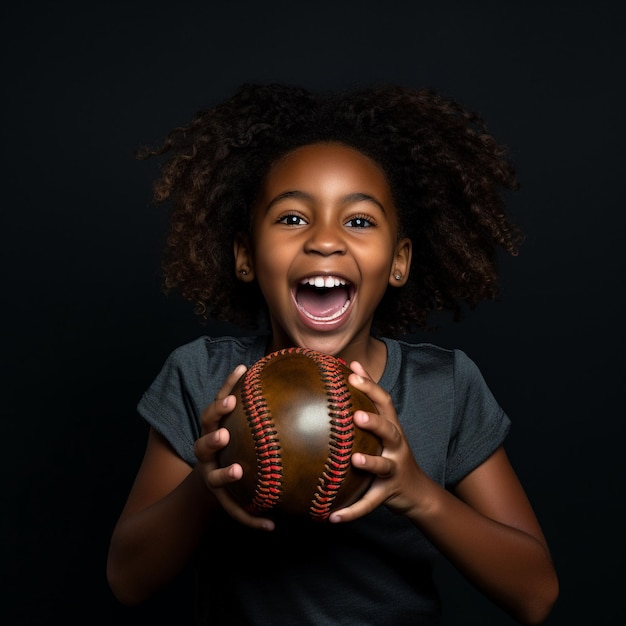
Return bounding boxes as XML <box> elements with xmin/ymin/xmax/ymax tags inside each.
<box><xmin>138</xmin><ymin>335</ymin><xmax>510</xmax><ymax>625</ymax></box>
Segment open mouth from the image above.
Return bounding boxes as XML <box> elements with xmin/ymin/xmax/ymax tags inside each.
<box><xmin>295</xmin><ymin>276</ymin><xmax>353</xmax><ymax>322</ymax></box>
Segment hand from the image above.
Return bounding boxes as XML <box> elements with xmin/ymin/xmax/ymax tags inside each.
<box><xmin>193</xmin><ymin>364</ymin><xmax>275</xmax><ymax>531</ymax></box>
<box><xmin>328</xmin><ymin>360</ymin><xmax>427</xmax><ymax>523</ymax></box>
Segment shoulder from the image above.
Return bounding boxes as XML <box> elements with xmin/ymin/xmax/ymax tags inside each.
<box><xmin>148</xmin><ymin>334</ymin><xmax>268</xmax><ymax>397</ymax></box>
<box><xmin>396</xmin><ymin>339</ymin><xmax>453</xmax><ymax>361</ymax></box>
<box><xmin>393</xmin><ymin>339</ymin><xmax>483</xmax><ymax>378</ymax></box>
<box><xmin>389</xmin><ymin>338</ymin><xmax>456</xmax><ymax>376</ymax></box>
<box><xmin>382</xmin><ymin>338</ymin><xmax>490</xmax><ymax>401</ymax></box>
<box><xmin>164</xmin><ymin>335</ymin><xmax>266</xmax><ymax>370</ymax></box>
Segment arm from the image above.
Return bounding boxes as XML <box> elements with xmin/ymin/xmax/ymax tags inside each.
<box><xmin>107</xmin><ymin>365</ymin><xmax>273</xmax><ymax>605</ymax></box>
<box><xmin>333</xmin><ymin>363</ymin><xmax>559</xmax><ymax>625</ymax></box>
<box><xmin>106</xmin><ymin>428</ymin><xmax>212</xmax><ymax>605</ymax></box>
<box><xmin>414</xmin><ymin>447</ymin><xmax>558</xmax><ymax>625</ymax></box>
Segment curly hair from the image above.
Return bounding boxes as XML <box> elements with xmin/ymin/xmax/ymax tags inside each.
<box><xmin>139</xmin><ymin>82</ymin><xmax>523</xmax><ymax>337</ymax></box>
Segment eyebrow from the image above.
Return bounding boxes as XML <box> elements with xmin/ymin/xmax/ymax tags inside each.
<box><xmin>264</xmin><ymin>190</ymin><xmax>386</xmax><ymax>213</ymax></box>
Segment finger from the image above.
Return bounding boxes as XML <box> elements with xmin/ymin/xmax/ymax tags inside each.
<box><xmin>194</xmin><ymin>426</ymin><xmax>230</xmax><ymax>462</ymax></box>
<box><xmin>218</xmin><ymin>496</ymin><xmax>275</xmax><ymax>531</ymax></box>
<box><xmin>208</xmin><ymin>473</ymin><xmax>276</xmax><ymax>531</ymax></box>
<box><xmin>353</xmin><ymin>407</ymin><xmax>403</xmax><ymax>452</ymax></box>
<box><xmin>200</xmin><ymin>365</ymin><xmax>247</xmax><ymax>434</ymax></box>
<box><xmin>328</xmin><ymin>488</ymin><xmax>382</xmax><ymax>523</ymax></box>
<box><xmin>200</xmin><ymin>388</ymin><xmax>238</xmax><ymax>435</ymax></box>
<box><xmin>215</xmin><ymin>364</ymin><xmax>247</xmax><ymax>401</ymax></box>
<box><xmin>351</xmin><ymin>449</ymin><xmax>394</xmax><ymax>478</ymax></box>
<box><xmin>348</xmin><ymin>367</ymin><xmax>395</xmax><ymax>413</ymax></box>
<box><xmin>206</xmin><ymin>462</ymin><xmax>243</xmax><ymax>487</ymax></box>
<box><xmin>348</xmin><ymin>359</ymin><xmax>372</xmax><ymax>380</ymax></box>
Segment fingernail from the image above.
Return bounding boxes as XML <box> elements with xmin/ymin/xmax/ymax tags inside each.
<box><xmin>355</xmin><ymin>410</ymin><xmax>369</xmax><ymax>423</ymax></box>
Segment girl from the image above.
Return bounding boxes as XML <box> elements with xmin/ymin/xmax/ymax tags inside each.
<box><xmin>107</xmin><ymin>83</ymin><xmax>558</xmax><ymax>625</ymax></box>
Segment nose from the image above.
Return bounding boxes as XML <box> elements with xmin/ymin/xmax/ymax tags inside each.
<box><xmin>303</xmin><ymin>221</ymin><xmax>347</xmax><ymax>256</ymax></box>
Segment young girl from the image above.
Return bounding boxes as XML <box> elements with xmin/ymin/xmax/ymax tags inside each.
<box><xmin>107</xmin><ymin>83</ymin><xmax>558</xmax><ymax>625</ymax></box>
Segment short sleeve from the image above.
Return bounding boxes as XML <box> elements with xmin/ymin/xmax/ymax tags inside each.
<box><xmin>137</xmin><ymin>343</ymin><xmax>209</xmax><ymax>466</ymax></box>
<box><xmin>445</xmin><ymin>350</ymin><xmax>511</xmax><ymax>487</ymax></box>
<box><xmin>136</xmin><ymin>335</ymin><xmax>267</xmax><ymax>466</ymax></box>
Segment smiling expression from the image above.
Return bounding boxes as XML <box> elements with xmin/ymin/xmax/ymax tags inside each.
<box><xmin>235</xmin><ymin>142</ymin><xmax>411</xmax><ymax>361</ymax></box>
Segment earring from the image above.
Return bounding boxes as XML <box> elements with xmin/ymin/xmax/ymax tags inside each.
<box><xmin>394</xmin><ymin>273</ymin><xmax>402</xmax><ymax>281</ymax></box>
<box><xmin>240</xmin><ymin>269</ymin><xmax>248</xmax><ymax>276</ymax></box>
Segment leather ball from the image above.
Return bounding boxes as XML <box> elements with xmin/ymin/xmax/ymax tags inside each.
<box><xmin>217</xmin><ymin>347</ymin><xmax>382</xmax><ymax>521</ymax></box>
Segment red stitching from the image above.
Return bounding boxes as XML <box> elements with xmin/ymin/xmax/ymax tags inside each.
<box><xmin>310</xmin><ymin>352</ymin><xmax>354</xmax><ymax>521</ymax></box>
<box><xmin>240</xmin><ymin>353</ymin><xmax>283</xmax><ymax>514</ymax></box>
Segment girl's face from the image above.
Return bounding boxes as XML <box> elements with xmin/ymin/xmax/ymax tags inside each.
<box><xmin>237</xmin><ymin>142</ymin><xmax>411</xmax><ymax>359</ymax></box>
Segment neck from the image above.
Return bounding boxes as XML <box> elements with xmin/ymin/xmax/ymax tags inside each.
<box><xmin>266</xmin><ymin>333</ymin><xmax>387</xmax><ymax>383</ymax></box>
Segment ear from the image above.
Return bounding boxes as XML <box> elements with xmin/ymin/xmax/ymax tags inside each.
<box><xmin>234</xmin><ymin>232</ymin><xmax>255</xmax><ymax>282</ymax></box>
<box><xmin>389</xmin><ymin>237</ymin><xmax>412</xmax><ymax>287</ymax></box>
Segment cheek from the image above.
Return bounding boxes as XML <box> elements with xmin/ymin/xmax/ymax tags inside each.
<box><xmin>254</xmin><ymin>234</ymin><xmax>287</xmax><ymax>269</ymax></box>
<box><xmin>360</xmin><ymin>240</ymin><xmax>395</xmax><ymax>275</ymax></box>
<box><xmin>251</xmin><ymin>239</ymin><xmax>292</xmax><ymax>297</ymax></box>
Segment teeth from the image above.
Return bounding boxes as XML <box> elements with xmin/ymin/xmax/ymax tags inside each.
<box><xmin>300</xmin><ymin>299</ymin><xmax>351</xmax><ymax>322</ymax></box>
<box><xmin>300</xmin><ymin>276</ymin><xmax>347</xmax><ymax>288</ymax></box>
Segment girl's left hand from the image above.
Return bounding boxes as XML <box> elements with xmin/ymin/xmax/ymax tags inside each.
<box><xmin>328</xmin><ymin>360</ymin><xmax>427</xmax><ymax>523</ymax></box>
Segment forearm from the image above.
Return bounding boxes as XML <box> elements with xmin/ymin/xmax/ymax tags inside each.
<box><xmin>408</xmin><ymin>477</ymin><xmax>557</xmax><ymax>625</ymax></box>
<box><xmin>107</xmin><ymin>468</ymin><xmax>216</xmax><ymax>605</ymax></box>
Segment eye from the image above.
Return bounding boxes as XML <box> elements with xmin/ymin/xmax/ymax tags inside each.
<box><xmin>345</xmin><ymin>214</ymin><xmax>376</xmax><ymax>228</ymax></box>
<box><xmin>277</xmin><ymin>213</ymin><xmax>307</xmax><ymax>226</ymax></box>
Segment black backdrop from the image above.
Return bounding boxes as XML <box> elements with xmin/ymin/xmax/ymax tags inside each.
<box><xmin>2</xmin><ymin>2</ymin><xmax>624</xmax><ymax>624</ymax></box>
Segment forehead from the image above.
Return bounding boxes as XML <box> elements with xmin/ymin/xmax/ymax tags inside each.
<box><xmin>260</xmin><ymin>142</ymin><xmax>393</xmax><ymax>198</ymax></box>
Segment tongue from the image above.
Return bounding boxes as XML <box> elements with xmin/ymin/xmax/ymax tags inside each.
<box><xmin>297</xmin><ymin>287</ymin><xmax>348</xmax><ymax>319</ymax></box>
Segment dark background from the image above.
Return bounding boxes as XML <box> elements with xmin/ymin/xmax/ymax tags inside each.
<box><xmin>2</xmin><ymin>2</ymin><xmax>624</xmax><ymax>624</ymax></box>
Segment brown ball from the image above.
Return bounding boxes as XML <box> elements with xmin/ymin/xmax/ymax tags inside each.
<box><xmin>218</xmin><ymin>347</ymin><xmax>382</xmax><ymax>522</ymax></box>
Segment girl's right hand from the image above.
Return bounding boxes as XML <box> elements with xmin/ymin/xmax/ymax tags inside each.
<box><xmin>193</xmin><ymin>364</ymin><xmax>275</xmax><ymax>531</ymax></box>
